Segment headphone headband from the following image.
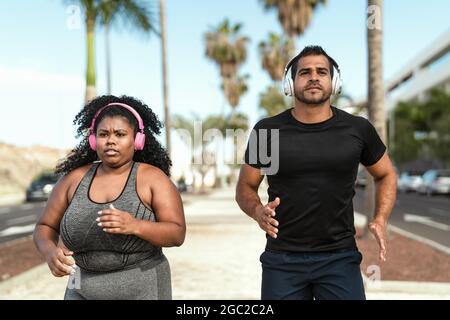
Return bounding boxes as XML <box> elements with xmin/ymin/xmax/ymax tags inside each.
<box><xmin>283</xmin><ymin>52</ymin><xmax>342</xmax><ymax>96</ymax></box>
<box><xmin>89</xmin><ymin>102</ymin><xmax>145</xmax><ymax>134</ymax></box>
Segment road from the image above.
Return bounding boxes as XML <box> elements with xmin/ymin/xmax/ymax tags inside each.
<box><xmin>353</xmin><ymin>188</ymin><xmax>450</xmax><ymax>249</ymax></box>
<box><xmin>1</xmin><ymin>190</ymin><xmax>449</xmax><ymax>249</ymax></box>
<box><xmin>0</xmin><ymin>202</ymin><xmax>45</xmax><ymax>244</ymax></box>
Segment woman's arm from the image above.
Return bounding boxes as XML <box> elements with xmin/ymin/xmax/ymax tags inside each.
<box><xmin>33</xmin><ymin>175</ymin><xmax>76</xmax><ymax>276</ymax></box>
<box><xmin>98</xmin><ymin>167</ymin><xmax>186</xmax><ymax>247</ymax></box>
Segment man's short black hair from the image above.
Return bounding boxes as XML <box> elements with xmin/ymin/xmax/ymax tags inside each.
<box><xmin>290</xmin><ymin>45</ymin><xmax>337</xmax><ymax>80</ymax></box>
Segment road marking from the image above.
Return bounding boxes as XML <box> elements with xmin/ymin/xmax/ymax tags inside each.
<box><xmin>389</xmin><ymin>224</ymin><xmax>450</xmax><ymax>256</ymax></box>
<box><xmin>429</xmin><ymin>207</ymin><xmax>450</xmax><ymax>218</ymax></box>
<box><xmin>404</xmin><ymin>213</ymin><xmax>450</xmax><ymax>231</ymax></box>
<box><xmin>0</xmin><ymin>208</ymin><xmax>12</xmax><ymax>215</ymax></box>
<box><xmin>0</xmin><ymin>202</ymin><xmax>44</xmax><ymax>216</ymax></box>
<box><xmin>0</xmin><ymin>224</ymin><xmax>35</xmax><ymax>237</ymax></box>
<box><xmin>19</xmin><ymin>204</ymin><xmax>36</xmax><ymax>210</ymax></box>
<box><xmin>6</xmin><ymin>215</ymin><xmax>37</xmax><ymax>226</ymax></box>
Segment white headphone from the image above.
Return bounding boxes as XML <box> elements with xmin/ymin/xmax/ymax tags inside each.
<box><xmin>283</xmin><ymin>53</ymin><xmax>342</xmax><ymax>97</ymax></box>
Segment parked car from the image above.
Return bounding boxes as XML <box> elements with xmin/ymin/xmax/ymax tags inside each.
<box><xmin>397</xmin><ymin>171</ymin><xmax>424</xmax><ymax>193</ymax></box>
<box><xmin>26</xmin><ymin>171</ymin><xmax>59</xmax><ymax>202</ymax></box>
<box><xmin>417</xmin><ymin>169</ymin><xmax>450</xmax><ymax>195</ymax></box>
<box><xmin>176</xmin><ymin>178</ymin><xmax>188</xmax><ymax>193</ymax></box>
<box><xmin>355</xmin><ymin>169</ymin><xmax>366</xmax><ymax>188</ymax></box>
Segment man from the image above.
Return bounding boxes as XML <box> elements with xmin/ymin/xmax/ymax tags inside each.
<box><xmin>235</xmin><ymin>46</ymin><xmax>397</xmax><ymax>300</ymax></box>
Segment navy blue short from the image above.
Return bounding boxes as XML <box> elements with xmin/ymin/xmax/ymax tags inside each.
<box><xmin>260</xmin><ymin>249</ymin><xmax>366</xmax><ymax>300</ymax></box>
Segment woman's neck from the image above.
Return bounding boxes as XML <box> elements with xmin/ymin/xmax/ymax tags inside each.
<box><xmin>98</xmin><ymin>161</ymin><xmax>133</xmax><ymax>176</ymax></box>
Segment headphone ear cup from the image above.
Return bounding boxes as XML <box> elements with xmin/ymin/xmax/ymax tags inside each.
<box><xmin>335</xmin><ymin>75</ymin><xmax>342</xmax><ymax>95</ymax></box>
<box><xmin>89</xmin><ymin>134</ymin><xmax>96</xmax><ymax>151</ymax></box>
<box><xmin>331</xmin><ymin>71</ymin><xmax>342</xmax><ymax>96</ymax></box>
<box><xmin>336</xmin><ymin>76</ymin><xmax>342</xmax><ymax>95</ymax></box>
<box><xmin>134</xmin><ymin>132</ymin><xmax>146</xmax><ymax>150</ymax></box>
<box><xmin>283</xmin><ymin>77</ymin><xmax>293</xmax><ymax>96</ymax></box>
<box><xmin>331</xmin><ymin>74</ymin><xmax>336</xmax><ymax>96</ymax></box>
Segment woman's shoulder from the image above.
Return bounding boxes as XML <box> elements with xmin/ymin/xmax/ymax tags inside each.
<box><xmin>50</xmin><ymin>163</ymin><xmax>96</xmax><ymax>203</ymax></box>
<box><xmin>137</xmin><ymin>162</ymin><xmax>166</xmax><ymax>177</ymax></box>
<box><xmin>62</xmin><ymin>163</ymin><xmax>96</xmax><ymax>187</ymax></box>
<box><xmin>68</xmin><ymin>162</ymin><xmax>95</xmax><ymax>177</ymax></box>
<box><xmin>136</xmin><ymin>162</ymin><xmax>170</xmax><ymax>184</ymax></box>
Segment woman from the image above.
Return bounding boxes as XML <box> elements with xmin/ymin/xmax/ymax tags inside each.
<box><xmin>33</xmin><ymin>95</ymin><xmax>186</xmax><ymax>300</ymax></box>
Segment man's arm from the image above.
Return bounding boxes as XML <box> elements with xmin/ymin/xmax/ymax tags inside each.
<box><xmin>366</xmin><ymin>151</ymin><xmax>398</xmax><ymax>225</ymax></box>
<box><xmin>365</xmin><ymin>151</ymin><xmax>398</xmax><ymax>261</ymax></box>
<box><xmin>235</xmin><ymin>164</ymin><xmax>264</xmax><ymax>220</ymax></box>
<box><xmin>235</xmin><ymin>164</ymin><xmax>279</xmax><ymax>238</ymax></box>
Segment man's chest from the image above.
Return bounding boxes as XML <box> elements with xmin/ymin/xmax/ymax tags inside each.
<box><xmin>275</xmin><ymin>127</ymin><xmax>363</xmax><ymax>175</ymax></box>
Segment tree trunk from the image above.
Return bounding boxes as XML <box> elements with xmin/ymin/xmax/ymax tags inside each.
<box><xmin>85</xmin><ymin>18</ymin><xmax>96</xmax><ymax>104</ymax></box>
<box><xmin>363</xmin><ymin>0</ymin><xmax>386</xmax><ymax>238</ymax></box>
<box><xmin>105</xmin><ymin>22</ymin><xmax>112</xmax><ymax>95</ymax></box>
<box><xmin>289</xmin><ymin>35</ymin><xmax>297</xmax><ymax>56</ymax></box>
<box><xmin>159</xmin><ymin>0</ymin><xmax>171</xmax><ymax>157</ymax></box>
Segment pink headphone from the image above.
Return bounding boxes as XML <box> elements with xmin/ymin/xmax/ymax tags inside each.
<box><xmin>89</xmin><ymin>102</ymin><xmax>146</xmax><ymax>151</ymax></box>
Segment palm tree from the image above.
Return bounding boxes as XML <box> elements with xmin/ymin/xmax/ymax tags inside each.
<box><xmin>258</xmin><ymin>32</ymin><xmax>295</xmax><ymax>81</ymax></box>
<box><xmin>258</xmin><ymin>1</ymin><xmax>326</xmax><ymax>116</ymax></box>
<box><xmin>204</xmin><ymin>19</ymin><xmax>250</xmax><ymax>184</ymax></box>
<box><xmin>257</xmin><ymin>33</ymin><xmax>294</xmax><ymax>117</ymax></box>
<box><xmin>172</xmin><ymin>111</ymin><xmax>250</xmax><ymax>191</ymax></box>
<box><xmin>260</xmin><ymin>0</ymin><xmax>327</xmax><ymax>46</ymax></box>
<box><xmin>69</xmin><ymin>0</ymin><xmax>157</xmax><ymax>103</ymax></box>
<box><xmin>205</xmin><ymin>19</ymin><xmax>249</xmax><ymax>78</ymax></box>
<box><xmin>363</xmin><ymin>0</ymin><xmax>386</xmax><ymax>237</ymax></box>
<box><xmin>159</xmin><ymin>0</ymin><xmax>171</xmax><ymax>158</ymax></box>
<box><xmin>221</xmin><ymin>74</ymin><xmax>250</xmax><ymax>114</ymax></box>
<box><xmin>367</xmin><ymin>0</ymin><xmax>386</xmax><ymax>142</ymax></box>
<box><xmin>259</xmin><ymin>84</ymin><xmax>291</xmax><ymax>117</ymax></box>
<box><xmin>204</xmin><ymin>19</ymin><xmax>250</xmax><ymax>115</ymax></box>
<box><xmin>100</xmin><ymin>0</ymin><xmax>120</xmax><ymax>95</ymax></box>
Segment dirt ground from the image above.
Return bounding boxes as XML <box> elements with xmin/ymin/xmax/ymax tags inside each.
<box><xmin>356</xmin><ymin>228</ymin><xmax>450</xmax><ymax>282</ymax></box>
<box><xmin>0</xmin><ymin>236</ymin><xmax>45</xmax><ymax>281</ymax></box>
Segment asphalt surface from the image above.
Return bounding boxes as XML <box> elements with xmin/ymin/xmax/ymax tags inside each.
<box><xmin>0</xmin><ymin>202</ymin><xmax>45</xmax><ymax>244</ymax></box>
<box><xmin>353</xmin><ymin>187</ymin><xmax>450</xmax><ymax>248</ymax></box>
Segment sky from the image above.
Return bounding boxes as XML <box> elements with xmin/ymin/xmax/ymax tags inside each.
<box><xmin>0</xmin><ymin>0</ymin><xmax>449</xmax><ymax>150</ymax></box>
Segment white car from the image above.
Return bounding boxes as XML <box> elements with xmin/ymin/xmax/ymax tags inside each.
<box><xmin>417</xmin><ymin>170</ymin><xmax>450</xmax><ymax>195</ymax></box>
<box><xmin>397</xmin><ymin>171</ymin><xmax>424</xmax><ymax>193</ymax></box>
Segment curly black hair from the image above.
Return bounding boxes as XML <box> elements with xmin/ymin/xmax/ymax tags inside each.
<box><xmin>55</xmin><ymin>95</ymin><xmax>172</xmax><ymax>176</ymax></box>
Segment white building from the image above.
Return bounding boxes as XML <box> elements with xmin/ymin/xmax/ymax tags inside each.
<box><xmin>385</xmin><ymin>28</ymin><xmax>450</xmax><ymax>111</ymax></box>
<box><xmin>350</xmin><ymin>28</ymin><xmax>450</xmax><ymax>116</ymax></box>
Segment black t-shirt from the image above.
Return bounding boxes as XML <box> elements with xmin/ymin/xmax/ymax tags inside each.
<box><xmin>244</xmin><ymin>106</ymin><xmax>386</xmax><ymax>252</ymax></box>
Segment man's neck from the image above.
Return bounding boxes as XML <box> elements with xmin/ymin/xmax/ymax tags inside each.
<box><xmin>291</xmin><ymin>101</ymin><xmax>333</xmax><ymax>124</ymax></box>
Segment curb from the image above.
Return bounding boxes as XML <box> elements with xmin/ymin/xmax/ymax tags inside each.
<box><xmin>362</xmin><ymin>272</ymin><xmax>450</xmax><ymax>298</ymax></box>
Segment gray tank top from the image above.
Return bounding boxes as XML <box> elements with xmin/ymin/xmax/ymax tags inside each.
<box><xmin>60</xmin><ymin>162</ymin><xmax>162</xmax><ymax>272</ymax></box>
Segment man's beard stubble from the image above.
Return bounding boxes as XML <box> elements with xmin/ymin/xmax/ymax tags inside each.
<box><xmin>294</xmin><ymin>86</ymin><xmax>332</xmax><ymax>105</ymax></box>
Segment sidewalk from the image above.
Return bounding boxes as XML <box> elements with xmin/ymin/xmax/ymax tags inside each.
<box><xmin>1</xmin><ymin>186</ymin><xmax>449</xmax><ymax>299</ymax></box>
